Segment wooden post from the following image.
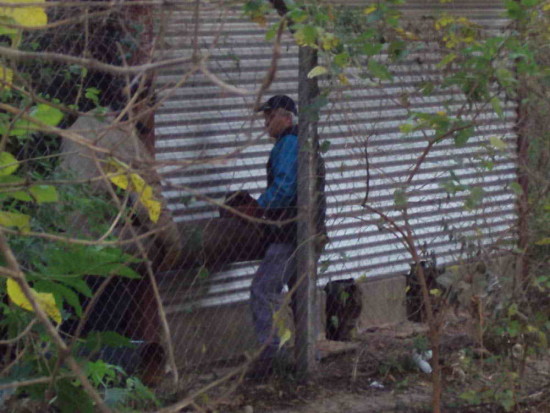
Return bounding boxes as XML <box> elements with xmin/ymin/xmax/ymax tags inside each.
<box><xmin>295</xmin><ymin>45</ymin><xmax>320</xmax><ymax>379</ymax></box>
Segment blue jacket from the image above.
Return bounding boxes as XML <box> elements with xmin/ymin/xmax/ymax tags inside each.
<box><xmin>258</xmin><ymin>126</ymin><xmax>298</xmax><ymax>243</ymax></box>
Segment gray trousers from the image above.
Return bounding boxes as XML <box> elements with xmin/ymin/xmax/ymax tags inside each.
<box><xmin>250</xmin><ymin>243</ymin><xmax>296</xmax><ymax>358</ymax></box>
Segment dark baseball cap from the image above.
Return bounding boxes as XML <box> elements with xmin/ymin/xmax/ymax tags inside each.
<box><xmin>257</xmin><ymin>95</ymin><xmax>298</xmax><ymax>115</ymax></box>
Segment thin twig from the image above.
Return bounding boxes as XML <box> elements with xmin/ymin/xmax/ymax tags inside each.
<box><xmin>0</xmin><ymin>319</ymin><xmax>37</xmax><ymax>345</ymax></box>
<box><xmin>71</xmin><ymin>275</ymin><xmax>116</xmax><ymax>347</ymax></box>
<box><xmin>0</xmin><ymin>374</ymin><xmax>74</xmax><ymax>391</ymax></box>
<box><xmin>0</xmin><ymin>45</ymin><xmax>193</xmax><ymax>76</ymax></box>
<box><xmin>199</xmin><ymin>63</ymin><xmax>253</xmax><ymax>96</ymax></box>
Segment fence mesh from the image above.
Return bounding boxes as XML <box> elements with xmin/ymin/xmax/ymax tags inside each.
<box><xmin>0</xmin><ymin>0</ymin><xmax>521</xmax><ymax>411</ymax></box>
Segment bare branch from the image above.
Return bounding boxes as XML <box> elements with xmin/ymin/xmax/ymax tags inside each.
<box><xmin>0</xmin><ymin>319</ymin><xmax>37</xmax><ymax>345</ymax></box>
<box><xmin>0</xmin><ymin>374</ymin><xmax>73</xmax><ymax>391</ymax></box>
<box><xmin>0</xmin><ymin>45</ymin><xmax>193</xmax><ymax>76</ymax></box>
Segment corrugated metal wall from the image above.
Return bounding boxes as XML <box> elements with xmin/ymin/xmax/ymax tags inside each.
<box><xmin>154</xmin><ymin>0</ymin><xmax>517</xmax><ymax>314</ymax></box>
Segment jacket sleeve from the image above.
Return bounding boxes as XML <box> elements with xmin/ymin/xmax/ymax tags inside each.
<box><xmin>257</xmin><ymin>135</ymin><xmax>298</xmax><ymax>209</ymax></box>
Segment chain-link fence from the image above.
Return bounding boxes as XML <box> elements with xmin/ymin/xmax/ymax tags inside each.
<box><xmin>0</xmin><ymin>0</ymin><xmax>522</xmax><ymax>411</ymax></box>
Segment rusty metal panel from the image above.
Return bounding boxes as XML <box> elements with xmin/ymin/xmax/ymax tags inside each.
<box><xmin>154</xmin><ymin>1</ymin><xmax>516</xmax><ymax>311</ymax></box>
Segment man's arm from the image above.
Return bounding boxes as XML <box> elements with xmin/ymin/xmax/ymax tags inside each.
<box><xmin>257</xmin><ymin>135</ymin><xmax>298</xmax><ymax>209</ymax></box>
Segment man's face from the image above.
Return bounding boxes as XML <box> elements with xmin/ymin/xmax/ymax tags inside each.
<box><xmin>263</xmin><ymin>109</ymin><xmax>291</xmax><ymax>138</ymax></box>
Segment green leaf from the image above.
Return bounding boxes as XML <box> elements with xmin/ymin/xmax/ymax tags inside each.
<box><xmin>85</xmin><ymin>87</ymin><xmax>101</xmax><ymax>105</ymax></box>
<box><xmin>509</xmin><ymin>181</ymin><xmax>523</xmax><ymax>195</ymax></box>
<box><xmin>489</xmin><ymin>136</ymin><xmax>507</xmax><ymax>150</ymax></box>
<box><xmin>85</xmin><ymin>360</ymin><xmax>120</xmax><ymax>387</ymax></box>
<box><xmin>10</xmin><ymin>190</ymin><xmax>32</xmax><ymax>202</ymax></box>
<box><xmin>29</xmin><ymin>185</ymin><xmax>58</xmax><ymax>203</ymax></box>
<box><xmin>0</xmin><ymin>152</ymin><xmax>19</xmax><ymax>176</ymax></box>
<box><xmin>55</xmin><ymin>378</ymin><xmax>94</xmax><ymax>413</ymax></box>
<box><xmin>521</xmin><ymin>0</ymin><xmax>538</xmax><ymax>7</ymax></box>
<box><xmin>265</xmin><ymin>22</ymin><xmax>280</xmax><ymax>41</ymax></box>
<box><xmin>388</xmin><ymin>40</ymin><xmax>407</xmax><ymax>61</ymax></box>
<box><xmin>333</xmin><ymin>52</ymin><xmax>350</xmax><ymax>67</ymax></box>
<box><xmin>10</xmin><ymin>104</ymin><xmax>64</xmax><ymax>136</ymax></box>
<box><xmin>399</xmin><ymin>123</ymin><xmax>414</xmax><ymax>134</ymax></box>
<box><xmin>287</xmin><ymin>7</ymin><xmax>308</xmax><ymax>23</ymax></box>
<box><xmin>320</xmin><ymin>140</ymin><xmax>331</xmax><ymax>153</ymax></box>
<box><xmin>294</xmin><ymin>25</ymin><xmax>318</xmax><ymax>47</ymax></box>
<box><xmin>34</xmin><ymin>280</ymin><xmax>82</xmax><ymax>317</ymax></box>
<box><xmin>504</xmin><ymin>0</ymin><xmax>526</xmax><ymax>20</ymax></box>
<box><xmin>490</xmin><ymin>97</ymin><xmax>504</xmax><ymax>119</ymax></box>
<box><xmin>419</xmin><ymin>82</ymin><xmax>435</xmax><ymax>96</ymax></box>
<box><xmin>495</xmin><ymin>67</ymin><xmax>515</xmax><ymax>87</ymax></box>
<box><xmin>464</xmin><ymin>187</ymin><xmax>484</xmax><ymax>210</ymax></box>
<box><xmin>454</xmin><ymin>127</ymin><xmax>474</xmax><ymax>147</ymax></box>
<box><xmin>46</xmin><ymin>245</ymin><xmax>141</xmax><ymax>279</ymax></box>
<box><xmin>368</xmin><ymin>60</ymin><xmax>393</xmax><ymax>81</ymax></box>
<box><xmin>0</xmin><ymin>16</ymin><xmax>17</xmax><ymax>36</ymax></box>
<box><xmin>507</xmin><ymin>320</ymin><xmax>521</xmax><ymax>337</ymax></box>
<box><xmin>307</xmin><ymin>65</ymin><xmax>328</xmax><ymax>79</ymax></box>
<box><xmin>394</xmin><ymin>188</ymin><xmax>407</xmax><ymax>208</ymax></box>
<box><xmin>362</xmin><ymin>42</ymin><xmax>383</xmax><ymax>56</ymax></box>
<box><xmin>0</xmin><ymin>210</ymin><xmax>30</xmax><ymax>231</ymax></box>
<box><xmin>535</xmin><ymin>237</ymin><xmax>550</xmax><ymax>246</ymax></box>
<box><xmin>9</xmin><ymin>119</ymin><xmax>31</xmax><ymax>137</ymax></box>
<box><xmin>84</xmin><ymin>331</ymin><xmax>135</xmax><ymax>351</ymax></box>
<box><xmin>278</xmin><ymin>328</ymin><xmax>292</xmax><ymax>349</ymax></box>
<box><xmin>436</xmin><ymin>53</ymin><xmax>457</xmax><ymax>68</ymax></box>
<box><xmin>30</xmin><ymin>104</ymin><xmax>64</xmax><ymax>127</ymax></box>
<box><xmin>59</xmin><ymin>277</ymin><xmax>93</xmax><ymax>298</ymax></box>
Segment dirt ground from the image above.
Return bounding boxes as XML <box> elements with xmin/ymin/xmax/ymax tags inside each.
<box><xmin>176</xmin><ymin>322</ymin><xmax>550</xmax><ymax>413</ymax></box>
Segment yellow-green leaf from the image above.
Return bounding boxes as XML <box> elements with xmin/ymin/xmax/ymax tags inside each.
<box><xmin>106</xmin><ymin>158</ymin><xmax>130</xmax><ymax>189</ymax></box>
<box><xmin>395</xmin><ymin>27</ymin><xmax>419</xmax><ymax>41</ymax></box>
<box><xmin>0</xmin><ymin>152</ymin><xmax>18</xmax><ymax>176</ymax></box>
<box><xmin>10</xmin><ymin>190</ymin><xmax>32</xmax><ymax>202</ymax></box>
<box><xmin>489</xmin><ymin>136</ymin><xmax>507</xmax><ymax>151</ymax></box>
<box><xmin>294</xmin><ymin>25</ymin><xmax>318</xmax><ymax>48</ymax></box>
<box><xmin>273</xmin><ymin>309</ymin><xmax>292</xmax><ymax>348</ymax></box>
<box><xmin>30</xmin><ymin>104</ymin><xmax>64</xmax><ymax>127</ymax></box>
<box><xmin>0</xmin><ymin>210</ymin><xmax>30</xmax><ymax>231</ymax></box>
<box><xmin>307</xmin><ymin>65</ymin><xmax>328</xmax><ymax>79</ymax></box>
<box><xmin>6</xmin><ymin>278</ymin><xmax>61</xmax><ymax>324</ymax></box>
<box><xmin>436</xmin><ymin>53</ymin><xmax>457</xmax><ymax>68</ymax></box>
<box><xmin>29</xmin><ymin>185</ymin><xmax>58</xmax><ymax>203</ymax></box>
<box><xmin>429</xmin><ymin>288</ymin><xmax>442</xmax><ymax>296</ymax></box>
<box><xmin>105</xmin><ymin>158</ymin><xmax>161</xmax><ymax>223</ymax></box>
<box><xmin>279</xmin><ymin>328</ymin><xmax>292</xmax><ymax>349</ymax></box>
<box><xmin>129</xmin><ymin>173</ymin><xmax>161</xmax><ymax>223</ymax></box>
<box><xmin>0</xmin><ymin>65</ymin><xmax>13</xmax><ymax>89</ymax></box>
<box><xmin>337</xmin><ymin>73</ymin><xmax>350</xmax><ymax>85</ymax></box>
<box><xmin>400</xmin><ymin>123</ymin><xmax>414</xmax><ymax>134</ymax></box>
<box><xmin>509</xmin><ymin>181</ymin><xmax>523</xmax><ymax>195</ymax></box>
<box><xmin>320</xmin><ymin>33</ymin><xmax>339</xmax><ymax>51</ymax></box>
<box><xmin>363</xmin><ymin>5</ymin><xmax>377</xmax><ymax>15</ymax></box>
<box><xmin>535</xmin><ymin>237</ymin><xmax>550</xmax><ymax>246</ymax></box>
<box><xmin>0</xmin><ymin>0</ymin><xmax>47</xmax><ymax>28</ymax></box>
